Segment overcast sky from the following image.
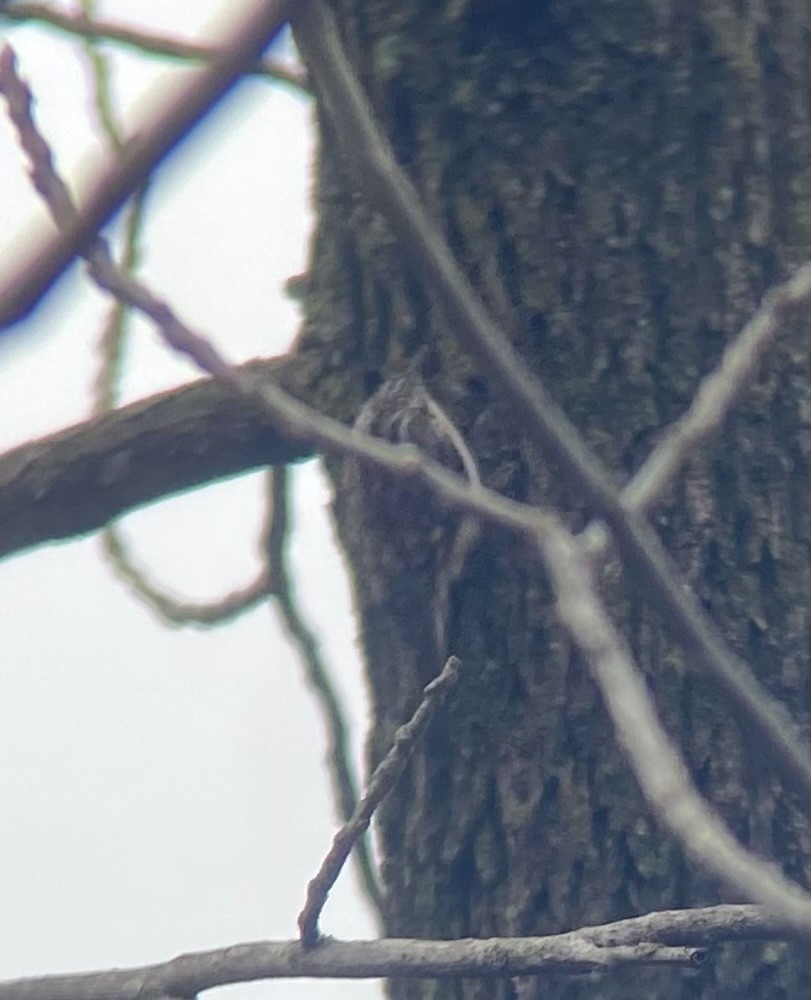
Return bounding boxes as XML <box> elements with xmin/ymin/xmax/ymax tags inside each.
<box><xmin>0</xmin><ymin>4</ymin><xmax>379</xmax><ymax>998</ymax></box>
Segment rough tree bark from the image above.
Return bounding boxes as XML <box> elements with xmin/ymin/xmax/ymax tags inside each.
<box><xmin>294</xmin><ymin>2</ymin><xmax>809</xmax><ymax>998</ymax></box>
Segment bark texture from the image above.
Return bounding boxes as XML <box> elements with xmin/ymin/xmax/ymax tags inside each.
<box><xmin>295</xmin><ymin>1</ymin><xmax>810</xmax><ymax>997</ymax></box>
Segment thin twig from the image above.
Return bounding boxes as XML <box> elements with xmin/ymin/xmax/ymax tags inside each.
<box><xmin>626</xmin><ymin>264</ymin><xmax>811</xmax><ymax>515</ymax></box>
<box><xmin>77</xmin><ymin>22</ymin><xmax>264</xmax><ymax>629</ymax></box>
<box><xmin>0</xmin><ymin>1</ymin><xmax>310</xmax><ymax>93</ymax></box>
<box><xmin>262</xmin><ymin>467</ymin><xmax>383</xmax><ymax>923</ymax></box>
<box><xmin>289</xmin><ymin>0</ymin><xmax>811</xmax><ymax>799</ymax></box>
<box><xmin>77</xmin><ymin>0</ymin><xmax>124</xmax><ymax>153</ymax></box>
<box><xmin>84</xmin><ymin>0</ymin><xmax>146</xmax><ymax>407</ymax></box>
<box><xmin>90</xmin><ymin>189</ymin><xmax>147</xmax><ymax>410</ymax></box>
<box><xmin>102</xmin><ymin>529</ymin><xmax>268</xmax><ymax>625</ymax></box>
<box><xmin>580</xmin><ymin>263</ymin><xmax>811</xmax><ymax>560</ymax></box>
<box><xmin>536</xmin><ymin>517</ymin><xmax>811</xmax><ymax>934</ymax></box>
<box><xmin>0</xmin><ymin>0</ymin><xmax>294</xmax><ymax>328</ymax></box>
<box><xmin>298</xmin><ymin>656</ymin><xmax>463</xmax><ymax>947</ymax></box>
<box><xmin>3</xmin><ymin>48</ymin><xmax>810</xmax><ymax>931</ymax></box>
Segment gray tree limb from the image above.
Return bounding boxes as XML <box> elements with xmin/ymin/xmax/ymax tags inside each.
<box><xmin>0</xmin><ymin>0</ymin><xmax>293</xmax><ymax>328</ymax></box>
<box><xmin>0</xmin><ymin>356</ymin><xmax>313</xmax><ymax>559</ymax></box>
<box><xmin>2</xmin><ymin>903</ymin><xmax>796</xmax><ymax>999</ymax></box>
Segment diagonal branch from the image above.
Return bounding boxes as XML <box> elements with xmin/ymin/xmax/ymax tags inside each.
<box><xmin>580</xmin><ymin>262</ymin><xmax>811</xmax><ymax>562</ymax></box>
<box><xmin>0</xmin><ymin>0</ymin><xmax>293</xmax><ymax>329</ymax></box>
<box><xmin>622</xmin><ymin>262</ymin><xmax>811</xmax><ymax>517</ymax></box>
<box><xmin>263</xmin><ymin>467</ymin><xmax>383</xmax><ymax>925</ymax></box>
<box><xmin>536</xmin><ymin>518</ymin><xmax>811</xmax><ymax>933</ymax></box>
<box><xmin>289</xmin><ymin>0</ymin><xmax>811</xmax><ymax>798</ymax></box>
<box><xmin>298</xmin><ymin>655</ymin><xmax>462</xmax><ymax>946</ymax></box>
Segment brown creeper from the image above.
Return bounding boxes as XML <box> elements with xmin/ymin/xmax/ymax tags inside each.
<box><xmin>341</xmin><ymin>362</ymin><xmax>479</xmax><ymax>685</ymax></box>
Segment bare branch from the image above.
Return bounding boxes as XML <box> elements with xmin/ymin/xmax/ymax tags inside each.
<box><xmin>580</xmin><ymin>266</ymin><xmax>811</xmax><ymax>575</ymax></box>
<box><xmin>102</xmin><ymin>528</ymin><xmax>269</xmax><ymax>625</ymax></box>
<box><xmin>578</xmin><ymin>903</ymin><xmax>808</xmax><ymax>947</ymax></box>
<box><xmin>90</xmin><ymin>190</ymin><xmax>148</xmax><ymax>411</ymax></box>
<box><xmin>0</xmin><ymin>904</ymin><xmax>798</xmax><ymax>998</ymax></box>
<box><xmin>289</xmin><ymin>1</ymin><xmax>811</xmax><ymax>798</ymax></box>
<box><xmin>0</xmin><ymin>0</ymin><xmax>293</xmax><ymax>328</ymax></box>
<box><xmin>0</xmin><ymin>356</ymin><xmax>312</xmax><ymax>559</ymax></box>
<box><xmin>536</xmin><ymin>518</ymin><xmax>811</xmax><ymax>934</ymax></box>
<box><xmin>262</xmin><ymin>468</ymin><xmax>383</xmax><ymax>924</ymax></box>
<box><xmin>624</xmin><ymin>263</ymin><xmax>811</xmax><ymax>518</ymax></box>
<box><xmin>77</xmin><ymin>0</ymin><xmax>125</xmax><ymax>153</ymax></box>
<box><xmin>0</xmin><ymin>1</ymin><xmax>310</xmax><ymax>93</ymax></box>
<box><xmin>298</xmin><ymin>656</ymin><xmax>462</xmax><ymax>947</ymax></box>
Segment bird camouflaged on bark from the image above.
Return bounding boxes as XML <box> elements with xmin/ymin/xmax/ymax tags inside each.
<box><xmin>342</xmin><ymin>356</ymin><xmax>480</xmax><ymax>687</ymax></box>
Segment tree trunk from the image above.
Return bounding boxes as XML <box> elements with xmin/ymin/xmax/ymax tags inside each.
<box><xmin>296</xmin><ymin>2</ymin><xmax>810</xmax><ymax>997</ymax></box>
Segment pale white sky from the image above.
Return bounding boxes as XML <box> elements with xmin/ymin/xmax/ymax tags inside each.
<box><xmin>0</xmin><ymin>4</ymin><xmax>379</xmax><ymax>998</ymax></box>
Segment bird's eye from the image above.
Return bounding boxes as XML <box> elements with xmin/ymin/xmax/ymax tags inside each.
<box><xmin>363</xmin><ymin>369</ymin><xmax>383</xmax><ymax>396</ymax></box>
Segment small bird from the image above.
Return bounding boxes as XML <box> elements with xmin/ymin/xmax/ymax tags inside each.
<box><xmin>342</xmin><ymin>357</ymin><xmax>480</xmax><ymax>684</ymax></box>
